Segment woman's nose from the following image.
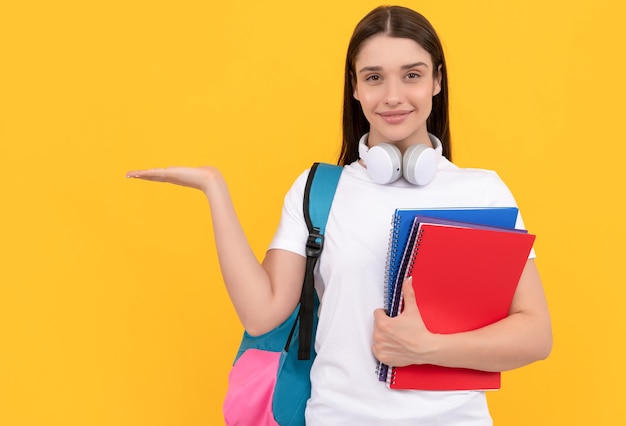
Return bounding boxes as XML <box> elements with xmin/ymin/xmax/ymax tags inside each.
<box><xmin>384</xmin><ymin>80</ymin><xmax>402</xmax><ymax>105</ymax></box>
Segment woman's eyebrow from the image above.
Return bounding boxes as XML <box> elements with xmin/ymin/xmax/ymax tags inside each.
<box><xmin>358</xmin><ymin>65</ymin><xmax>383</xmax><ymax>73</ymax></box>
<box><xmin>401</xmin><ymin>62</ymin><xmax>428</xmax><ymax>70</ymax></box>
<box><xmin>358</xmin><ymin>62</ymin><xmax>429</xmax><ymax>74</ymax></box>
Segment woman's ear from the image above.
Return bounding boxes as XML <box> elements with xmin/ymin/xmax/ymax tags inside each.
<box><xmin>433</xmin><ymin>64</ymin><xmax>443</xmax><ymax>96</ymax></box>
<box><xmin>351</xmin><ymin>73</ymin><xmax>360</xmax><ymax>100</ymax></box>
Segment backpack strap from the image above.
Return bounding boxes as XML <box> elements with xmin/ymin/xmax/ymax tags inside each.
<box><xmin>299</xmin><ymin>162</ymin><xmax>343</xmax><ymax>359</ymax></box>
<box><xmin>284</xmin><ymin>162</ymin><xmax>343</xmax><ymax>360</ymax></box>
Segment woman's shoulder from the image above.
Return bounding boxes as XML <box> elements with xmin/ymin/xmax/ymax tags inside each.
<box><xmin>283</xmin><ymin>163</ymin><xmax>339</xmax><ymax>199</ymax></box>
<box><xmin>438</xmin><ymin>158</ymin><xmax>506</xmax><ymax>183</ymax></box>
<box><xmin>435</xmin><ymin>158</ymin><xmax>516</xmax><ymax>203</ymax></box>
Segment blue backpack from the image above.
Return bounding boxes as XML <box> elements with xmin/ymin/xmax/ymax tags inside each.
<box><xmin>223</xmin><ymin>163</ymin><xmax>343</xmax><ymax>426</ymax></box>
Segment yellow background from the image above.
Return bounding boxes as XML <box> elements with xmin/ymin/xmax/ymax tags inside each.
<box><xmin>1</xmin><ymin>0</ymin><xmax>625</xmax><ymax>424</ymax></box>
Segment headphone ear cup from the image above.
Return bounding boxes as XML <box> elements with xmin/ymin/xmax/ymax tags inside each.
<box><xmin>366</xmin><ymin>143</ymin><xmax>402</xmax><ymax>184</ymax></box>
<box><xmin>402</xmin><ymin>144</ymin><xmax>439</xmax><ymax>186</ymax></box>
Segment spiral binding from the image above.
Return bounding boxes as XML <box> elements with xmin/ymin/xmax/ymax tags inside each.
<box><xmin>388</xmin><ymin>363</ymin><xmax>397</xmax><ymax>386</ymax></box>
<box><xmin>377</xmin><ymin>220</ymin><xmax>422</xmax><ymax>383</ymax></box>
<box><xmin>383</xmin><ymin>212</ymin><xmax>402</xmax><ymax>313</ymax></box>
<box><xmin>395</xmin><ymin>221</ymin><xmax>422</xmax><ymax>315</ymax></box>
<box><xmin>379</xmin><ymin>215</ymin><xmax>425</xmax><ymax>382</ymax></box>
<box><xmin>384</xmin><ymin>225</ymin><xmax>425</xmax><ymax>387</ymax></box>
<box><xmin>378</xmin><ymin>213</ymin><xmax>402</xmax><ymax>382</ymax></box>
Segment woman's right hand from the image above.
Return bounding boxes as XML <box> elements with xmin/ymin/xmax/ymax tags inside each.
<box><xmin>126</xmin><ymin>164</ymin><xmax>305</xmax><ymax>334</ymax></box>
<box><xmin>126</xmin><ymin>166</ymin><xmax>221</xmax><ymax>193</ymax></box>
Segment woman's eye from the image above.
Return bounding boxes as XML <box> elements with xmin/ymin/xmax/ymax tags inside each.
<box><xmin>406</xmin><ymin>72</ymin><xmax>420</xmax><ymax>79</ymax></box>
<box><xmin>366</xmin><ymin>75</ymin><xmax>381</xmax><ymax>82</ymax></box>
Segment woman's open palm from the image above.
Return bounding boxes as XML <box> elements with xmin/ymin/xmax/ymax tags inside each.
<box><xmin>126</xmin><ymin>166</ymin><xmax>220</xmax><ymax>193</ymax></box>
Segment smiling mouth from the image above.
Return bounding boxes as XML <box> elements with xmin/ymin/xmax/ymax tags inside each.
<box><xmin>379</xmin><ymin>110</ymin><xmax>413</xmax><ymax>123</ymax></box>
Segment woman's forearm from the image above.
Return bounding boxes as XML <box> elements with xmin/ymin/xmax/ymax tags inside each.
<box><xmin>422</xmin><ymin>260</ymin><xmax>553</xmax><ymax>371</ymax></box>
<box><xmin>202</xmin><ymin>170</ymin><xmax>304</xmax><ymax>335</ymax></box>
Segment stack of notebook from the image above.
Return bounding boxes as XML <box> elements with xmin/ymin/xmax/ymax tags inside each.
<box><xmin>379</xmin><ymin>208</ymin><xmax>535</xmax><ymax>391</ymax></box>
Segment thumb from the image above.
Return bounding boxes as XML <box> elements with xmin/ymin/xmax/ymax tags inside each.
<box><xmin>401</xmin><ymin>276</ymin><xmax>419</xmax><ymax>314</ymax></box>
<box><xmin>373</xmin><ymin>307</ymin><xmax>388</xmax><ymax>321</ymax></box>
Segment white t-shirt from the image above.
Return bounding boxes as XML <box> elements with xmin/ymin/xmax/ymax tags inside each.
<box><xmin>268</xmin><ymin>158</ymin><xmax>530</xmax><ymax>425</ymax></box>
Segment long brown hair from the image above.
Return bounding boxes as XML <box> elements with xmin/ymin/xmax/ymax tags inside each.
<box><xmin>339</xmin><ymin>6</ymin><xmax>451</xmax><ymax>165</ymax></box>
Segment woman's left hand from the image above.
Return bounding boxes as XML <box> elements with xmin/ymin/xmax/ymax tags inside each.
<box><xmin>372</xmin><ymin>277</ymin><xmax>434</xmax><ymax>367</ymax></box>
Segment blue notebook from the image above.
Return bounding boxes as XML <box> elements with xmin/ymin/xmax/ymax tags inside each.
<box><xmin>377</xmin><ymin>207</ymin><xmax>519</xmax><ymax>382</ymax></box>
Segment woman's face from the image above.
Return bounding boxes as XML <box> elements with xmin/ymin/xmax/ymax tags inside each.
<box><xmin>352</xmin><ymin>35</ymin><xmax>441</xmax><ymax>153</ymax></box>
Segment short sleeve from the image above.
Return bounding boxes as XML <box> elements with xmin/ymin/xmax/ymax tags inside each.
<box><xmin>487</xmin><ymin>171</ymin><xmax>536</xmax><ymax>259</ymax></box>
<box><xmin>267</xmin><ymin>169</ymin><xmax>311</xmax><ymax>257</ymax></box>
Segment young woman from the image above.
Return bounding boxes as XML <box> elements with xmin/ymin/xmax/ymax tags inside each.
<box><xmin>127</xmin><ymin>6</ymin><xmax>552</xmax><ymax>425</ymax></box>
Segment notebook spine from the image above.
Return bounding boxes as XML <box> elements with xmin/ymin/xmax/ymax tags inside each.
<box><xmin>379</xmin><ymin>212</ymin><xmax>402</xmax><ymax>382</ymax></box>
<box><xmin>384</xmin><ymin>212</ymin><xmax>402</xmax><ymax>313</ymax></box>
<box><xmin>387</xmin><ymin>365</ymin><xmax>397</xmax><ymax>387</ymax></box>
<box><xmin>377</xmin><ymin>362</ymin><xmax>389</xmax><ymax>382</ymax></box>
<box><xmin>385</xmin><ymin>227</ymin><xmax>425</xmax><ymax>387</ymax></box>
<box><xmin>409</xmin><ymin>223</ymin><xmax>425</xmax><ymax>264</ymax></box>
<box><xmin>388</xmin><ymin>220</ymin><xmax>418</xmax><ymax>318</ymax></box>
<box><xmin>399</xmin><ymin>227</ymin><xmax>424</xmax><ymax>313</ymax></box>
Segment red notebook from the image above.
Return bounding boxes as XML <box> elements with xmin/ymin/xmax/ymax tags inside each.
<box><xmin>387</xmin><ymin>220</ymin><xmax>535</xmax><ymax>391</ymax></box>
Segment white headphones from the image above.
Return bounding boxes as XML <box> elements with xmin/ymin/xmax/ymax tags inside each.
<box><xmin>358</xmin><ymin>133</ymin><xmax>443</xmax><ymax>185</ymax></box>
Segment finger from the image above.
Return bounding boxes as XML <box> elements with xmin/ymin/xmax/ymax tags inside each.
<box><xmin>373</xmin><ymin>308</ymin><xmax>388</xmax><ymax>322</ymax></box>
<box><xmin>127</xmin><ymin>167</ymin><xmax>191</xmax><ymax>184</ymax></box>
<box><xmin>400</xmin><ymin>276</ymin><xmax>419</xmax><ymax>314</ymax></box>
<box><xmin>372</xmin><ymin>309</ymin><xmax>389</xmax><ymax>340</ymax></box>
<box><xmin>126</xmin><ymin>168</ymin><xmax>169</xmax><ymax>179</ymax></box>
